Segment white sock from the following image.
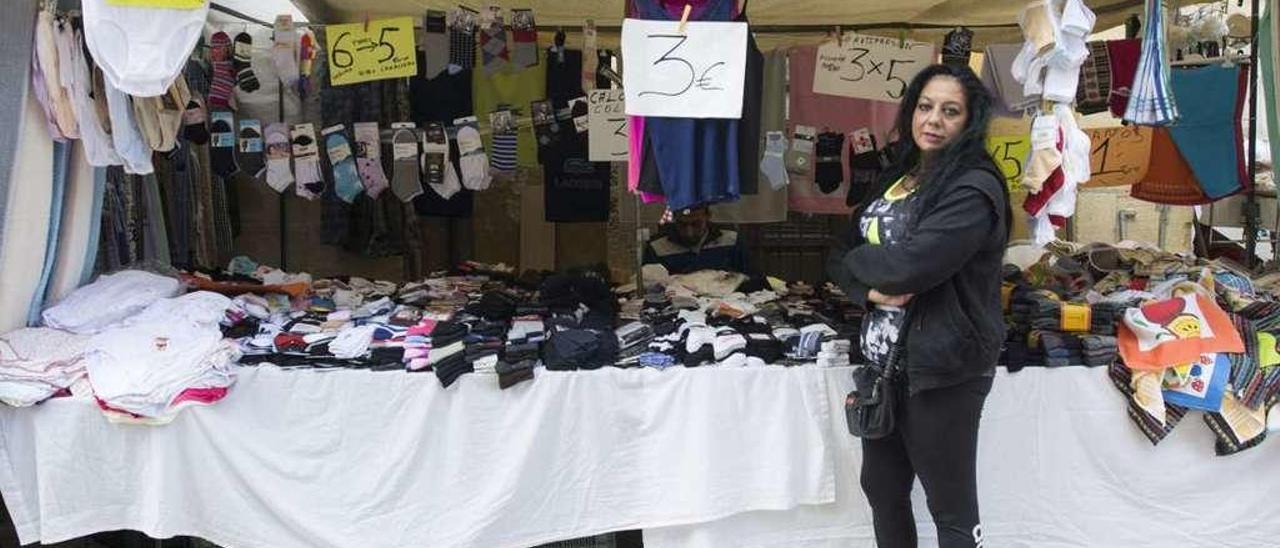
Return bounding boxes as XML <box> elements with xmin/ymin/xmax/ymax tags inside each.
<box><xmin>432</xmin><ymin>157</ymin><xmax>463</xmax><ymax>199</ymax></box>
<box><xmin>273</xmin><ymin>16</ymin><xmax>300</xmax><ymax>89</ymax></box>
<box><xmin>264</xmin><ymin>122</ymin><xmax>294</xmax><ymax>192</ymax></box>
<box><xmin>455</xmin><ymin>125</ymin><xmax>490</xmax><ymax>191</ymax></box>
<box><xmin>291</xmin><ymin>123</ymin><xmax>322</xmax><ymax>199</ymax></box>
<box><xmin>761</xmin><ymin>131</ymin><xmax>790</xmax><ymax>190</ymax></box>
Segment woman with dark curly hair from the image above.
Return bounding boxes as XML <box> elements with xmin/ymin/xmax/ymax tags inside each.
<box><xmin>828</xmin><ymin>63</ymin><xmax>1012</xmax><ymax>548</ymax></box>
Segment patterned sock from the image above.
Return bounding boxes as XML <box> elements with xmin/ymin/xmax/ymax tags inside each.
<box><xmin>233</xmin><ymin>32</ymin><xmax>260</xmax><ymax>93</ymax></box>
<box><xmin>209</xmin><ymin>32</ymin><xmax>236</xmax><ymax>109</ymax></box>
<box><xmin>448</xmin><ymin>9</ymin><xmax>477</xmax><ymax>70</ymax></box>
<box><xmin>210</xmin><ymin>110</ymin><xmax>239</xmax><ymax>177</ymax></box>
<box><xmin>264</xmin><ymin>122</ymin><xmax>294</xmax><ymax>192</ymax></box>
<box><xmin>354</xmin><ymin>122</ymin><xmax>390</xmax><ymax>199</ymax></box>
<box><xmin>510</xmin><ymin>9</ymin><xmax>538</xmax><ymax>68</ymax></box>
<box><xmin>291</xmin><ymin>123</ymin><xmax>323</xmax><ymax>199</ymax></box>
<box><xmin>182</xmin><ymin>97</ymin><xmax>209</xmax><ymax>145</ymax></box>
<box><xmin>324</xmin><ymin>127</ymin><xmax>364</xmax><ymax>203</ymax></box>
<box><xmin>490</xmin><ymin>132</ymin><xmax>517</xmax><ymax>177</ymax></box>
<box><xmin>391</xmin><ymin>127</ymin><xmax>424</xmax><ymax>202</ymax></box>
<box><xmin>238</xmin><ymin>119</ymin><xmax>265</xmax><ymax>176</ymax></box>
<box><xmin>479</xmin><ymin>8</ymin><xmax>508</xmax><ymax>74</ymax></box>
<box><xmin>423</xmin><ymin>10</ymin><xmax>450</xmax><ymax>79</ymax></box>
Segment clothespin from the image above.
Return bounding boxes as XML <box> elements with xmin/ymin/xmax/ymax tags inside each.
<box><xmin>677</xmin><ymin>4</ymin><xmax>692</xmax><ymax>34</ymax></box>
<box><xmin>363</xmin><ymin>12</ymin><xmax>371</xmax><ymax>32</ymax></box>
<box><xmin>898</xmin><ymin>28</ymin><xmax>907</xmax><ymax>48</ymax></box>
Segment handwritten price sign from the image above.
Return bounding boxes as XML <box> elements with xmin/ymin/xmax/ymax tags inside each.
<box><xmin>1082</xmin><ymin>126</ymin><xmax>1152</xmax><ymax>188</ymax></box>
<box><xmin>986</xmin><ymin>135</ymin><xmax>1032</xmax><ymax>190</ymax></box>
<box><xmin>813</xmin><ymin>32</ymin><xmax>935</xmax><ymax>103</ymax></box>
<box><xmin>621</xmin><ymin>19</ymin><xmax>748</xmax><ymax>118</ymax></box>
<box><xmin>327</xmin><ymin>17</ymin><xmax>417</xmax><ymax>86</ymax></box>
<box><xmin>588</xmin><ymin>90</ymin><xmax>628</xmax><ymax>162</ymax></box>
<box><xmin>988</xmin><ymin>126</ymin><xmax>1153</xmax><ymax>190</ymax></box>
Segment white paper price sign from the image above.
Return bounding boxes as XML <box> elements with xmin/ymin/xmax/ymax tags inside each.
<box><xmin>588</xmin><ymin>90</ymin><xmax>628</xmax><ymax>162</ymax></box>
<box><xmin>621</xmin><ymin>19</ymin><xmax>748</xmax><ymax>118</ymax></box>
<box><xmin>813</xmin><ymin>32</ymin><xmax>935</xmax><ymax>103</ymax></box>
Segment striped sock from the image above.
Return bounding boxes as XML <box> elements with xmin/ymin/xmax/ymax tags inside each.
<box><xmin>209</xmin><ymin>32</ymin><xmax>236</xmax><ymax>109</ymax></box>
<box><xmin>233</xmin><ymin>32</ymin><xmax>260</xmax><ymax>93</ymax></box>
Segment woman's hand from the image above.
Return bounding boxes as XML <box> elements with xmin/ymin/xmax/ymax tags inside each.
<box><xmin>868</xmin><ymin>289</ymin><xmax>914</xmax><ymax>307</ymax></box>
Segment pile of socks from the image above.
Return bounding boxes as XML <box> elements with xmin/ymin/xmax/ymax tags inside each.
<box><xmin>429</xmin><ymin>322</ymin><xmax>470</xmax><ymax>387</ymax></box>
<box><xmin>712</xmin><ymin>328</ymin><xmax>748</xmax><ymax>367</ymax></box>
<box><xmin>1090</xmin><ymin>302</ymin><xmax>1126</xmax><ymax>335</ymax></box>
<box><xmin>817</xmin><ymin>340</ymin><xmax>852</xmax><ymax>368</ymax></box>
<box><xmin>495</xmin><ymin>359</ymin><xmax>534</xmax><ymax>389</ymax></box>
<box><xmin>404</xmin><ymin>318</ymin><xmax>440</xmax><ymax>371</ymax></box>
<box><xmin>1081</xmin><ymin>335</ymin><xmax>1119</xmax><ymax>367</ymax></box>
<box><xmin>1037</xmin><ymin>331</ymin><xmax>1084</xmax><ymax>367</ymax></box>
<box><xmin>543</xmin><ymin>326</ymin><xmax>618</xmax><ymax>371</ymax></box>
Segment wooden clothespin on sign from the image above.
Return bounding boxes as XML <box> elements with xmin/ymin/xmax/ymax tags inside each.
<box><xmin>677</xmin><ymin>4</ymin><xmax>693</xmax><ymax>34</ymax></box>
<box><xmin>363</xmin><ymin>12</ymin><xmax>371</xmax><ymax>32</ymax></box>
<box><xmin>898</xmin><ymin>28</ymin><xmax>907</xmax><ymax>48</ymax></box>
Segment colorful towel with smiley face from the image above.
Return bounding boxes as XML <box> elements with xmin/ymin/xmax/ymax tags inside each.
<box><xmin>1118</xmin><ymin>294</ymin><xmax>1245</xmax><ymax>370</ymax></box>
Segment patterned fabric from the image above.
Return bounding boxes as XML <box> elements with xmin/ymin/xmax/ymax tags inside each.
<box><xmin>857</xmin><ymin>178</ymin><xmax>920</xmax><ymax>366</ymax></box>
<box><xmin>1123</xmin><ymin>0</ymin><xmax>1179</xmax><ymax>125</ymax></box>
<box><xmin>1075</xmin><ymin>41</ymin><xmax>1112</xmax><ymax>115</ymax></box>
<box><xmin>1109</xmin><ymin>360</ymin><xmax>1189</xmax><ymax>446</ymax></box>
<box><xmin>1203</xmin><ymin>394</ymin><xmax>1269</xmax><ymax>456</ymax></box>
<box><xmin>209</xmin><ymin>176</ymin><xmax>234</xmax><ymax>266</ymax></box>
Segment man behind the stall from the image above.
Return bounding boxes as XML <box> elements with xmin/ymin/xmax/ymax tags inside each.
<box><xmin>642</xmin><ymin>206</ymin><xmax>754</xmax><ymax>275</ymax></box>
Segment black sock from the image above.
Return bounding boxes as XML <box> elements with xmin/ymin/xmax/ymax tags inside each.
<box><xmin>210</xmin><ymin>111</ymin><xmax>240</xmax><ymax>177</ymax></box>
<box><xmin>183</xmin><ymin>98</ymin><xmax>209</xmax><ymax>145</ymax></box>
<box><xmin>238</xmin><ymin>119</ymin><xmax>265</xmax><ymax>176</ymax></box>
<box><xmin>234</xmin><ymin>32</ymin><xmax>260</xmax><ymax>93</ymax></box>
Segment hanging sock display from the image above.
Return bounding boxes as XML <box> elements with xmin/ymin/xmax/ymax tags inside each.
<box><xmin>422</xmin><ymin>10</ymin><xmax>450</xmax><ymax>79</ymax></box>
<box><xmin>353</xmin><ymin>122</ymin><xmax>390</xmax><ymax>199</ymax></box>
<box><xmin>479</xmin><ymin>6</ymin><xmax>510</xmax><ymax>74</ymax></box>
<box><xmin>291</xmin><ymin>123</ymin><xmax>323</xmax><ymax>199</ymax></box>
<box><xmin>209</xmin><ymin>110</ymin><xmax>239</xmax><ymax>178</ymax></box>
<box><xmin>208</xmin><ymin>32</ymin><xmax>236</xmax><ymax>109</ymax></box>
<box><xmin>182</xmin><ymin>96</ymin><xmax>209</xmax><ymax>145</ymax></box>
<box><xmin>448</xmin><ymin>7</ymin><xmax>478</xmax><ymax>71</ymax></box>
<box><xmin>273</xmin><ymin>15</ymin><xmax>300</xmax><ymax>90</ymax></box>
<box><xmin>813</xmin><ymin>131</ymin><xmax>845</xmax><ymax>194</ymax></box>
<box><xmin>237</xmin><ymin>119</ymin><xmax>264</xmax><ymax>177</ymax></box>
<box><xmin>420</xmin><ymin>122</ymin><xmax>449</xmax><ymax>191</ymax></box>
<box><xmin>391</xmin><ymin>125</ymin><xmax>425</xmax><ymax>202</ymax></box>
<box><xmin>81</xmin><ymin>0</ymin><xmax>209</xmax><ymax>97</ymax></box>
<box><xmin>455</xmin><ymin>121</ymin><xmax>491</xmax><ymax>191</ymax></box>
<box><xmin>263</xmin><ymin>122</ymin><xmax>294</xmax><ymax>193</ymax></box>
<box><xmin>233</xmin><ymin>32</ymin><xmax>260</xmax><ymax>93</ymax></box>
<box><xmin>323</xmin><ymin>125</ymin><xmax>363</xmax><ymax>204</ymax></box>
<box><xmin>1124</xmin><ymin>0</ymin><xmax>1178</xmax><ymax>126</ymax></box>
<box><xmin>510</xmin><ymin>9</ymin><xmax>538</xmax><ymax>68</ymax></box>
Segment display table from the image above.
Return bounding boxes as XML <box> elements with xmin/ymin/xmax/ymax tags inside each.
<box><xmin>646</xmin><ymin>366</ymin><xmax>1280</xmax><ymax>548</ymax></box>
<box><xmin>2</xmin><ymin>366</ymin><xmax>1278</xmax><ymax>548</ymax></box>
<box><xmin>0</xmin><ymin>366</ymin><xmax>837</xmax><ymax>548</ymax></box>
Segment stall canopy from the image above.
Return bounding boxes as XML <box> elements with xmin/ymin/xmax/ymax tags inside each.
<box><xmin>290</xmin><ymin>0</ymin><xmax>1141</xmax><ymax>37</ymax></box>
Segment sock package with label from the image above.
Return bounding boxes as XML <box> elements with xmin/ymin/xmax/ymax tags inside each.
<box><xmin>291</xmin><ymin>123</ymin><xmax>323</xmax><ymax>199</ymax></box>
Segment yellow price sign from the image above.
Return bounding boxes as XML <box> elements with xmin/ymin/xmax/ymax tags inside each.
<box><xmin>327</xmin><ymin>17</ymin><xmax>418</xmax><ymax>86</ymax></box>
<box><xmin>986</xmin><ymin>134</ymin><xmax>1030</xmax><ymax>191</ymax></box>
<box><xmin>105</xmin><ymin>0</ymin><xmax>204</xmax><ymax>7</ymax></box>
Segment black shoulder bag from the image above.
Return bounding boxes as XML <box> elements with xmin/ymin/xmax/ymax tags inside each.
<box><xmin>845</xmin><ymin>307</ymin><xmax>912</xmax><ymax>439</ymax></box>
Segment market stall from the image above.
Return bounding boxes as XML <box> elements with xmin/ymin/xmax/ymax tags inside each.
<box><xmin>2</xmin><ymin>0</ymin><xmax>1280</xmax><ymax>546</ymax></box>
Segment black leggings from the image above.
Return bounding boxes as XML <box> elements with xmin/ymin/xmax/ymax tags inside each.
<box><xmin>860</xmin><ymin>375</ymin><xmax>993</xmax><ymax>548</ymax></box>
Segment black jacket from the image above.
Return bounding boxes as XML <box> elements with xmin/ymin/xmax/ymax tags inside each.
<box><xmin>827</xmin><ymin>162</ymin><xmax>1010</xmax><ymax>394</ymax></box>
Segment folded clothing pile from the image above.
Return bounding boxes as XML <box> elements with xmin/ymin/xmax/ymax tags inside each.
<box><xmin>544</xmin><ymin>326</ymin><xmax>619</xmax><ymax>371</ymax></box>
<box><xmin>0</xmin><ymin>328</ymin><xmax>90</xmax><ymax>407</ymax></box>
<box><xmin>82</xmin><ymin>292</ymin><xmax>240</xmax><ymax>424</ymax></box>
<box><xmin>1080</xmin><ymin>335</ymin><xmax>1118</xmax><ymax>367</ymax></box>
<box><xmin>42</xmin><ymin>270</ymin><xmax>184</xmax><ymax>334</ymax></box>
<box><xmin>1036</xmin><ymin>331</ymin><xmax>1084</xmax><ymax>368</ymax></box>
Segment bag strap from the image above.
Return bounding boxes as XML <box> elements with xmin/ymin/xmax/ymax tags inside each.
<box><xmin>880</xmin><ymin>305</ymin><xmax>914</xmax><ymax>378</ymax></box>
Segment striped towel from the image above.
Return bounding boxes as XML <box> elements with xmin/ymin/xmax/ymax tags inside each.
<box><xmin>1123</xmin><ymin>0</ymin><xmax>1179</xmax><ymax>126</ymax></box>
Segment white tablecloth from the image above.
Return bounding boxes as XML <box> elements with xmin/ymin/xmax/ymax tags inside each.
<box><xmin>0</xmin><ymin>366</ymin><xmax>836</xmax><ymax>548</ymax></box>
<box><xmin>2</xmin><ymin>366</ymin><xmax>1278</xmax><ymax>548</ymax></box>
<box><xmin>646</xmin><ymin>367</ymin><xmax>1280</xmax><ymax>548</ymax></box>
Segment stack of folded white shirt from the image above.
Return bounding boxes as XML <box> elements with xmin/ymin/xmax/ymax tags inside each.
<box><xmin>42</xmin><ymin>270</ymin><xmax>183</xmax><ymax>333</ymax></box>
<box><xmin>0</xmin><ymin>328</ymin><xmax>91</xmax><ymax>406</ymax></box>
<box><xmin>83</xmin><ymin>291</ymin><xmax>239</xmax><ymax>423</ymax></box>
